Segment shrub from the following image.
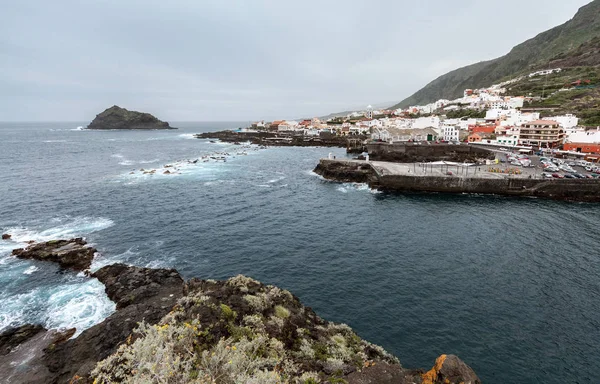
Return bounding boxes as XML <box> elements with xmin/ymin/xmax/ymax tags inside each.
<box><xmin>220</xmin><ymin>304</ymin><xmax>237</xmax><ymax>322</ymax></box>
<box><xmin>243</xmin><ymin>293</ymin><xmax>269</xmax><ymax>312</ymax></box>
<box><xmin>274</xmin><ymin>305</ymin><xmax>290</xmax><ymax>319</ymax></box>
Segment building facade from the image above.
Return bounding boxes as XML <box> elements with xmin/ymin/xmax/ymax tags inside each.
<box><xmin>519</xmin><ymin>120</ymin><xmax>564</xmax><ymax>149</ymax></box>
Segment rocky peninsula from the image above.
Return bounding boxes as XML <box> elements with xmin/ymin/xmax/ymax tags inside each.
<box><xmin>87</xmin><ymin>106</ymin><xmax>176</xmax><ymax>130</ymax></box>
<box><xmin>196</xmin><ymin>130</ymin><xmax>367</xmax><ymax>152</ymax></box>
<box><xmin>1</xmin><ymin>239</ymin><xmax>479</xmax><ymax>384</ymax></box>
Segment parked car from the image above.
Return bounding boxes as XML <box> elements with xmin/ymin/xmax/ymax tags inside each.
<box><xmin>543</xmin><ymin>173</ymin><xmax>554</xmax><ymax>179</ymax></box>
<box><xmin>552</xmin><ymin>173</ymin><xmax>564</xmax><ymax>178</ymax></box>
<box><xmin>564</xmin><ymin>174</ymin><xmax>576</xmax><ymax>179</ymax></box>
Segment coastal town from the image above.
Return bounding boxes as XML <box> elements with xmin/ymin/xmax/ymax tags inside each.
<box><xmin>239</xmin><ymin>67</ymin><xmax>600</xmax><ymax>161</ymax></box>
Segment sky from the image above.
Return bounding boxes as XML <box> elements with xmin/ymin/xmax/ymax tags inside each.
<box><xmin>0</xmin><ymin>0</ymin><xmax>593</xmax><ymax>122</ymax></box>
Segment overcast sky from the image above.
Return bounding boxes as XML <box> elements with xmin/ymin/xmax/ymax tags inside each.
<box><xmin>0</xmin><ymin>0</ymin><xmax>592</xmax><ymax>122</ymax></box>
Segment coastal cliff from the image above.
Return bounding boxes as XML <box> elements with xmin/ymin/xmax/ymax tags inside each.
<box><xmin>87</xmin><ymin>106</ymin><xmax>176</xmax><ymax>130</ymax></box>
<box><xmin>0</xmin><ymin>239</ymin><xmax>479</xmax><ymax>384</ymax></box>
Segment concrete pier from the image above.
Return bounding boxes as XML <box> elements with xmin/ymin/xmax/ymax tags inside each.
<box><xmin>314</xmin><ymin>159</ymin><xmax>600</xmax><ymax>202</ymax></box>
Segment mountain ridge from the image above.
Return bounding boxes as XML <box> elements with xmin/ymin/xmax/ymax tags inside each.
<box><xmin>391</xmin><ymin>0</ymin><xmax>600</xmax><ymax>109</ymax></box>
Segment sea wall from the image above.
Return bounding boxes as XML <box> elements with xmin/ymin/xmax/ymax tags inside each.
<box><xmin>315</xmin><ymin>159</ymin><xmax>600</xmax><ymax>202</ymax></box>
<box><xmin>367</xmin><ymin>143</ymin><xmax>494</xmax><ymax>163</ymax></box>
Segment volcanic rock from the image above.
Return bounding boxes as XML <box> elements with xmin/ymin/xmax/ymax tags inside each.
<box><xmin>1</xmin><ymin>234</ymin><xmax>10</xmax><ymax>240</ymax></box>
<box><xmin>12</xmin><ymin>238</ymin><xmax>96</xmax><ymax>271</ymax></box>
<box><xmin>0</xmin><ymin>324</ymin><xmax>46</xmax><ymax>356</ymax></box>
<box><xmin>87</xmin><ymin>105</ymin><xmax>176</xmax><ymax>130</ymax></box>
<box><xmin>41</xmin><ymin>264</ymin><xmax>185</xmax><ymax>383</ymax></box>
<box><xmin>0</xmin><ymin>259</ymin><xmax>480</xmax><ymax>384</ymax></box>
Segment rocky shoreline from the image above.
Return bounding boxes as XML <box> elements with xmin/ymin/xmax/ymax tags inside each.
<box><xmin>0</xmin><ymin>238</ymin><xmax>479</xmax><ymax>384</ymax></box>
<box><xmin>196</xmin><ymin>130</ymin><xmax>368</xmax><ymax>152</ymax></box>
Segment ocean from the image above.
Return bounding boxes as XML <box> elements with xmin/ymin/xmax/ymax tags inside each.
<box><xmin>1</xmin><ymin>122</ymin><xmax>599</xmax><ymax>383</ymax></box>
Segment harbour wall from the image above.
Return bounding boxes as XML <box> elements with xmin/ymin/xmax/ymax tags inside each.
<box><xmin>315</xmin><ymin>159</ymin><xmax>600</xmax><ymax>202</ymax></box>
<box><xmin>366</xmin><ymin>143</ymin><xmax>494</xmax><ymax>163</ymax></box>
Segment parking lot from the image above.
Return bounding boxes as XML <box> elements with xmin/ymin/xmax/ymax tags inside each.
<box><xmin>494</xmin><ymin>149</ymin><xmax>600</xmax><ymax>179</ymax></box>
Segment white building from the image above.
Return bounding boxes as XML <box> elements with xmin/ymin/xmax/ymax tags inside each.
<box><xmin>412</xmin><ymin>116</ymin><xmax>441</xmax><ymax>130</ymax></box>
<box><xmin>547</xmin><ymin>114</ymin><xmax>579</xmax><ymax>129</ymax></box>
<box><xmin>365</xmin><ymin>105</ymin><xmax>373</xmax><ymax>119</ymax></box>
<box><xmin>566</xmin><ymin>128</ymin><xmax>600</xmax><ymax>144</ymax></box>
<box><xmin>442</xmin><ymin>126</ymin><xmax>459</xmax><ymax>142</ymax></box>
<box><xmin>277</xmin><ymin>120</ymin><xmax>300</xmax><ymax>132</ymax></box>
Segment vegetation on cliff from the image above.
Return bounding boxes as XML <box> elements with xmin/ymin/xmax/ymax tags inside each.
<box><xmin>91</xmin><ymin>275</ymin><xmax>403</xmax><ymax>383</ymax></box>
<box><xmin>392</xmin><ymin>0</ymin><xmax>600</xmax><ymax>109</ymax></box>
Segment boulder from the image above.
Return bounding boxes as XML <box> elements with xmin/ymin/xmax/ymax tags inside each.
<box><xmin>420</xmin><ymin>354</ymin><xmax>480</xmax><ymax>384</ymax></box>
<box><xmin>12</xmin><ymin>238</ymin><xmax>96</xmax><ymax>271</ymax></box>
<box><xmin>87</xmin><ymin>106</ymin><xmax>176</xmax><ymax>130</ymax></box>
<box><xmin>1</xmin><ymin>234</ymin><xmax>10</xmax><ymax>240</ymax></box>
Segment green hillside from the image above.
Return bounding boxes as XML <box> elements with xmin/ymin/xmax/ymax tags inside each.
<box><xmin>391</xmin><ymin>0</ymin><xmax>600</xmax><ymax>109</ymax></box>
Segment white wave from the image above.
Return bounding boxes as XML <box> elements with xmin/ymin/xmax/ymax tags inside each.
<box><xmin>111</xmin><ymin>154</ymin><xmax>124</xmax><ymax>159</ymax></box>
<box><xmin>4</xmin><ymin>216</ymin><xmax>114</xmax><ymax>244</ymax></box>
<box><xmin>118</xmin><ymin>160</ymin><xmax>134</xmax><ymax>166</ymax></box>
<box><xmin>139</xmin><ymin>158</ymin><xmax>160</xmax><ymax>164</ymax></box>
<box><xmin>23</xmin><ymin>266</ymin><xmax>39</xmax><ymax>275</ymax></box>
<box><xmin>336</xmin><ymin>183</ymin><xmax>372</xmax><ymax>194</ymax></box>
<box><xmin>90</xmin><ymin>247</ymin><xmax>139</xmax><ymax>272</ymax></box>
<box><xmin>0</xmin><ymin>289</ymin><xmax>41</xmax><ymax>331</ymax></box>
<box><xmin>71</xmin><ymin>126</ymin><xmax>86</xmax><ymax>131</ymax></box>
<box><xmin>268</xmin><ymin>176</ymin><xmax>286</xmax><ymax>183</ymax></box>
<box><xmin>178</xmin><ymin>133</ymin><xmax>196</xmax><ymax>139</ymax></box>
<box><xmin>44</xmin><ymin>280</ymin><xmax>115</xmax><ymax>336</ymax></box>
<box><xmin>43</xmin><ymin>140</ymin><xmax>68</xmax><ymax>143</ymax></box>
<box><xmin>306</xmin><ymin>170</ymin><xmax>326</xmax><ymax>180</ymax></box>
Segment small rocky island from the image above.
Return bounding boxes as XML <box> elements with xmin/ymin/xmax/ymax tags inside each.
<box><xmin>0</xmin><ymin>238</ymin><xmax>480</xmax><ymax>384</ymax></box>
<box><xmin>87</xmin><ymin>105</ymin><xmax>176</xmax><ymax>130</ymax></box>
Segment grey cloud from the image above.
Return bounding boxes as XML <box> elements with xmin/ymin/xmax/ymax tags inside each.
<box><xmin>0</xmin><ymin>0</ymin><xmax>592</xmax><ymax>121</ymax></box>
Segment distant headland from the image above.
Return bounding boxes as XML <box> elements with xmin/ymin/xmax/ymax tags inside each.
<box><xmin>87</xmin><ymin>105</ymin><xmax>176</xmax><ymax>130</ymax></box>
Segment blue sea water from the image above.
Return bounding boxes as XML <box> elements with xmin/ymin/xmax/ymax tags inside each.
<box><xmin>1</xmin><ymin>122</ymin><xmax>599</xmax><ymax>383</ymax></box>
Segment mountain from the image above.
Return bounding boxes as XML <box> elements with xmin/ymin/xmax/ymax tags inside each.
<box><xmin>87</xmin><ymin>105</ymin><xmax>176</xmax><ymax>130</ymax></box>
<box><xmin>392</xmin><ymin>0</ymin><xmax>600</xmax><ymax>109</ymax></box>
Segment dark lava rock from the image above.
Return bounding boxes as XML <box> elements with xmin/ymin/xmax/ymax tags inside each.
<box><xmin>313</xmin><ymin>159</ymin><xmax>378</xmax><ymax>183</ymax></box>
<box><xmin>12</xmin><ymin>238</ymin><xmax>96</xmax><ymax>271</ymax></box>
<box><xmin>0</xmin><ymin>324</ymin><xmax>46</xmax><ymax>356</ymax></box>
<box><xmin>346</xmin><ymin>362</ymin><xmax>411</xmax><ymax>384</ymax></box>
<box><xmin>92</xmin><ymin>263</ymin><xmax>185</xmax><ymax>310</ymax></box>
<box><xmin>87</xmin><ymin>105</ymin><xmax>176</xmax><ymax>130</ymax></box>
<box><xmin>1</xmin><ymin>234</ymin><xmax>10</xmax><ymax>240</ymax></box>
<box><xmin>38</xmin><ymin>264</ymin><xmax>185</xmax><ymax>383</ymax></box>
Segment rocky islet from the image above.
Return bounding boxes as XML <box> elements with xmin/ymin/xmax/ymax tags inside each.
<box><xmin>87</xmin><ymin>105</ymin><xmax>176</xmax><ymax>130</ymax></box>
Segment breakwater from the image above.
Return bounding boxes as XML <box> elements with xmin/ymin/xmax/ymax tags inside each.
<box><xmin>315</xmin><ymin>159</ymin><xmax>600</xmax><ymax>202</ymax></box>
<box><xmin>195</xmin><ymin>130</ymin><xmax>368</xmax><ymax>151</ymax></box>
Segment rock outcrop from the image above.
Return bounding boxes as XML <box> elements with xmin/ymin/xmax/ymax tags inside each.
<box><xmin>0</xmin><ymin>324</ymin><xmax>46</xmax><ymax>356</ymax></box>
<box><xmin>1</xmin><ymin>234</ymin><xmax>10</xmax><ymax>240</ymax></box>
<box><xmin>12</xmin><ymin>238</ymin><xmax>96</xmax><ymax>271</ymax></box>
<box><xmin>87</xmin><ymin>105</ymin><xmax>176</xmax><ymax>130</ymax></box>
<box><xmin>313</xmin><ymin>159</ymin><xmax>378</xmax><ymax>184</ymax></box>
<box><xmin>2</xmin><ymin>241</ymin><xmax>479</xmax><ymax>384</ymax></box>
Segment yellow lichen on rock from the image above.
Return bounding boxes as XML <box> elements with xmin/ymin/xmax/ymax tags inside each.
<box><xmin>421</xmin><ymin>354</ymin><xmax>448</xmax><ymax>384</ymax></box>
